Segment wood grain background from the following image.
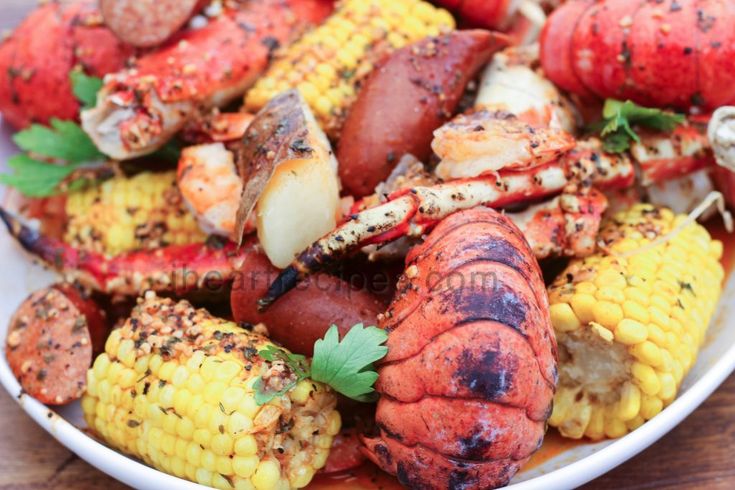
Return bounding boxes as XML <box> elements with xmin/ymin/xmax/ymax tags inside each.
<box><xmin>1</xmin><ymin>1</ymin><xmax>734</xmax><ymax>489</ymax></box>
<box><xmin>2</xmin><ymin>377</ymin><xmax>735</xmax><ymax>489</ymax></box>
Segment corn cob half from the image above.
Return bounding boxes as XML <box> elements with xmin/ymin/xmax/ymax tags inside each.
<box><xmin>64</xmin><ymin>171</ymin><xmax>205</xmax><ymax>256</ymax></box>
<box><xmin>82</xmin><ymin>293</ymin><xmax>340</xmax><ymax>489</ymax></box>
<box><xmin>244</xmin><ymin>0</ymin><xmax>455</xmax><ymax>136</ymax></box>
<box><xmin>547</xmin><ymin>204</ymin><xmax>724</xmax><ymax>440</ymax></box>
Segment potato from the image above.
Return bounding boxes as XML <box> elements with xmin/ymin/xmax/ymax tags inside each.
<box><xmin>231</xmin><ymin>251</ymin><xmax>383</xmax><ymax>356</ymax></box>
<box><xmin>337</xmin><ymin>30</ymin><xmax>508</xmax><ymax>197</ymax></box>
<box><xmin>236</xmin><ymin>90</ymin><xmax>341</xmax><ymax>268</ymax></box>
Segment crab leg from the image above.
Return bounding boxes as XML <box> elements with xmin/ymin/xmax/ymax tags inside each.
<box><xmin>0</xmin><ymin>207</ymin><xmax>249</xmax><ymax>296</ymax></box>
<box><xmin>82</xmin><ymin>0</ymin><xmax>331</xmax><ymax>160</ymax></box>
<box><xmin>633</xmin><ymin>125</ymin><xmax>714</xmax><ymax>186</ymax></box>
<box><xmin>260</xmin><ymin>157</ymin><xmax>626</xmax><ymax>307</ymax></box>
<box><xmin>508</xmin><ymin>187</ymin><xmax>608</xmax><ymax>259</ymax></box>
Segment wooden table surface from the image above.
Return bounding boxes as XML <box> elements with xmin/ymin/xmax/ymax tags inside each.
<box><xmin>1</xmin><ymin>1</ymin><xmax>735</xmax><ymax>489</ymax></box>
<box><xmin>2</xmin><ymin>375</ymin><xmax>735</xmax><ymax>489</ymax></box>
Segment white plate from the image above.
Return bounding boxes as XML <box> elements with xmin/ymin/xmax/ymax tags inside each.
<box><xmin>2</xmin><ymin>117</ymin><xmax>735</xmax><ymax>490</ymax></box>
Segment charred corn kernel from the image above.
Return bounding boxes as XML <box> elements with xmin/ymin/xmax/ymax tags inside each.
<box><xmin>82</xmin><ymin>295</ymin><xmax>339</xmax><ymax>489</ymax></box>
<box><xmin>245</xmin><ymin>0</ymin><xmax>454</xmax><ymax>136</ymax></box>
<box><xmin>64</xmin><ymin>171</ymin><xmax>204</xmax><ymax>255</ymax></box>
<box><xmin>549</xmin><ymin>204</ymin><xmax>723</xmax><ymax>440</ymax></box>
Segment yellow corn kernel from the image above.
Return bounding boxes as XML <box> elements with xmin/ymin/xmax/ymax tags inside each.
<box><xmin>570</xmin><ymin>293</ymin><xmax>596</xmax><ymax>324</ymax></box>
<box><xmin>615</xmin><ymin>319</ymin><xmax>648</xmax><ymax>345</ymax></box>
<box><xmin>596</xmin><ymin>287</ymin><xmax>625</xmax><ymax>304</ymax></box>
<box><xmin>630</xmin><ymin>341</ymin><xmax>663</xmax><ymax>367</ymax></box>
<box><xmin>592</xmin><ymin>301</ymin><xmax>624</xmax><ymax>330</ymax></box>
<box><xmin>658</xmin><ymin>372</ymin><xmax>677</xmax><ymax>401</ymax></box>
<box><xmin>550</xmin><ymin>303</ymin><xmax>581</xmax><ymax>332</ymax></box>
<box><xmin>585</xmin><ymin>408</ymin><xmax>605</xmax><ymax>440</ymax></box>
<box><xmin>244</xmin><ymin>0</ymin><xmax>455</xmax><ymax>136</ymax></box>
<box><xmin>252</xmin><ymin>459</ymin><xmax>281</xmax><ymax>490</ymax></box>
<box><xmin>604</xmin><ymin>418</ymin><xmax>628</xmax><ymax>439</ymax></box>
<box><xmin>82</xmin><ymin>295</ymin><xmax>337</xmax><ymax>490</ymax></box>
<box><xmin>631</xmin><ymin>362</ymin><xmax>661</xmax><ymax>396</ymax></box>
<box><xmin>616</xmin><ymin>382</ymin><xmax>641</xmax><ymax>421</ymax></box>
<box><xmin>64</xmin><ymin>171</ymin><xmax>204</xmax><ymax>255</ymax></box>
<box><xmin>547</xmin><ymin>204</ymin><xmax>723</xmax><ymax>440</ymax></box>
<box><xmin>326</xmin><ymin>409</ymin><xmax>342</xmax><ymax>437</ymax></box>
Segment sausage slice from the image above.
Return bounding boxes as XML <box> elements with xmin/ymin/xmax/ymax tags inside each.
<box><xmin>5</xmin><ymin>284</ymin><xmax>108</xmax><ymax>405</ymax></box>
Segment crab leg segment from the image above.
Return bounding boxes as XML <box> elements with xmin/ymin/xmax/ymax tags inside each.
<box><xmin>0</xmin><ymin>207</ymin><xmax>248</xmax><ymax>296</ymax></box>
<box><xmin>633</xmin><ymin>125</ymin><xmax>714</xmax><ymax>186</ymax></box>
<box><xmin>82</xmin><ymin>0</ymin><xmax>331</xmax><ymax>160</ymax></box>
<box><xmin>508</xmin><ymin>187</ymin><xmax>608</xmax><ymax>259</ymax></box>
<box><xmin>259</xmin><ymin>163</ymin><xmax>567</xmax><ymax>308</ymax></box>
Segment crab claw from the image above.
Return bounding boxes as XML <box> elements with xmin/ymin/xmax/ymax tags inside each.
<box><xmin>0</xmin><ymin>207</ymin><xmax>249</xmax><ymax>296</ymax></box>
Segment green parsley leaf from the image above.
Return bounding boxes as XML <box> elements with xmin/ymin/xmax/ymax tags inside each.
<box><xmin>0</xmin><ymin>154</ymin><xmax>81</xmax><ymax>197</ymax></box>
<box><xmin>70</xmin><ymin>71</ymin><xmax>103</xmax><ymax>109</ymax></box>
<box><xmin>254</xmin><ymin>345</ymin><xmax>311</xmax><ymax>405</ymax></box>
<box><xmin>253</xmin><ymin>377</ymin><xmax>299</xmax><ymax>406</ymax></box>
<box><xmin>253</xmin><ymin>324</ymin><xmax>388</xmax><ymax>405</ymax></box>
<box><xmin>13</xmin><ymin>118</ymin><xmax>104</xmax><ymax>163</ymax></box>
<box><xmin>311</xmin><ymin>324</ymin><xmax>388</xmax><ymax>402</ymax></box>
<box><xmin>592</xmin><ymin>99</ymin><xmax>685</xmax><ymax>153</ymax></box>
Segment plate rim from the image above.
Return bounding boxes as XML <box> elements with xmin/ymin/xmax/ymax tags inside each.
<box><xmin>1</xmin><ymin>261</ymin><xmax>734</xmax><ymax>490</ymax></box>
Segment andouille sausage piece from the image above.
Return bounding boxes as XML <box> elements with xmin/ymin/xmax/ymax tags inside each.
<box><xmin>100</xmin><ymin>0</ymin><xmax>204</xmax><ymax>48</ymax></box>
<box><xmin>5</xmin><ymin>284</ymin><xmax>109</xmax><ymax>405</ymax></box>
<box><xmin>231</xmin><ymin>251</ymin><xmax>383</xmax><ymax>356</ymax></box>
<box><xmin>337</xmin><ymin>30</ymin><xmax>507</xmax><ymax>197</ymax></box>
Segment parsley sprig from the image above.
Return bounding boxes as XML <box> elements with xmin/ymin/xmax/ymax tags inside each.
<box><xmin>254</xmin><ymin>324</ymin><xmax>388</xmax><ymax>405</ymax></box>
<box><xmin>591</xmin><ymin>99</ymin><xmax>685</xmax><ymax>153</ymax></box>
<box><xmin>0</xmin><ymin>73</ymin><xmax>106</xmax><ymax>197</ymax></box>
<box><xmin>70</xmin><ymin>70</ymin><xmax>103</xmax><ymax>109</ymax></box>
<box><xmin>253</xmin><ymin>345</ymin><xmax>311</xmax><ymax>406</ymax></box>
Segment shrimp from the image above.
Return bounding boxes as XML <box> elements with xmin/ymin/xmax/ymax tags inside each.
<box><xmin>177</xmin><ymin>142</ymin><xmax>249</xmax><ymax>239</ymax></box>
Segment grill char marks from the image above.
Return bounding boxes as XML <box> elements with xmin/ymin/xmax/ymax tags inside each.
<box><xmin>361</xmin><ymin>208</ymin><xmax>556</xmax><ymax>489</ymax></box>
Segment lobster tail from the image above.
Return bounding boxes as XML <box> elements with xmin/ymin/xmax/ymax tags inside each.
<box><xmin>362</xmin><ymin>207</ymin><xmax>557</xmax><ymax>489</ymax></box>
<box><xmin>541</xmin><ymin>0</ymin><xmax>735</xmax><ymax>111</ymax></box>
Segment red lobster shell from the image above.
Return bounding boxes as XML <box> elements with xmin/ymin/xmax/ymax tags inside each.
<box><xmin>362</xmin><ymin>208</ymin><xmax>557</xmax><ymax>489</ymax></box>
<box><xmin>0</xmin><ymin>0</ymin><xmax>134</xmax><ymax>128</ymax></box>
<box><xmin>540</xmin><ymin>0</ymin><xmax>735</xmax><ymax>111</ymax></box>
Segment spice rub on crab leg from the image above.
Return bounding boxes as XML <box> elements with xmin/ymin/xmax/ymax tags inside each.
<box><xmin>258</xmin><ymin>111</ymin><xmax>583</xmax><ymax>308</ymax></box>
<box><xmin>82</xmin><ymin>0</ymin><xmax>332</xmax><ymax>160</ymax></box>
<box><xmin>0</xmin><ymin>204</ymin><xmax>246</xmax><ymax>296</ymax></box>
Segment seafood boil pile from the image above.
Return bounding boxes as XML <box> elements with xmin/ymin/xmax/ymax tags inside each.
<box><xmin>2</xmin><ymin>0</ymin><xmax>735</xmax><ymax>489</ymax></box>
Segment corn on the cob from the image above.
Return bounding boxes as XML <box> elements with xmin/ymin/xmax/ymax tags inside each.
<box><xmin>244</xmin><ymin>0</ymin><xmax>455</xmax><ymax>136</ymax></box>
<box><xmin>82</xmin><ymin>293</ymin><xmax>340</xmax><ymax>490</ymax></box>
<box><xmin>64</xmin><ymin>171</ymin><xmax>205</xmax><ymax>256</ymax></box>
<box><xmin>547</xmin><ymin>204</ymin><xmax>724</xmax><ymax>440</ymax></box>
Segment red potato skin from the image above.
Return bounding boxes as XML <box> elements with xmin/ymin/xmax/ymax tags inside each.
<box><xmin>0</xmin><ymin>1</ymin><xmax>134</xmax><ymax>128</ymax></box>
<box><xmin>5</xmin><ymin>284</ymin><xmax>109</xmax><ymax>405</ymax></box>
<box><xmin>434</xmin><ymin>0</ymin><xmax>513</xmax><ymax>30</ymax></box>
<box><xmin>322</xmin><ymin>428</ymin><xmax>366</xmax><ymax>474</ymax></box>
<box><xmin>231</xmin><ymin>251</ymin><xmax>383</xmax><ymax>357</ymax></box>
<box><xmin>337</xmin><ymin>30</ymin><xmax>508</xmax><ymax>197</ymax></box>
<box><xmin>361</xmin><ymin>208</ymin><xmax>556</xmax><ymax>489</ymax></box>
<box><xmin>540</xmin><ymin>0</ymin><xmax>735</xmax><ymax>111</ymax></box>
